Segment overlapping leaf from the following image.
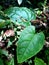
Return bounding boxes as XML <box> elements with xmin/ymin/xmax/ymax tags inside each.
<box><xmin>17</xmin><ymin>26</ymin><xmax>45</xmax><ymax>63</ymax></box>
<box><xmin>4</xmin><ymin>7</ymin><xmax>36</xmax><ymax>27</ymax></box>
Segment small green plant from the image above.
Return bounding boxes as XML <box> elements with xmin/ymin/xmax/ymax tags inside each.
<box><xmin>0</xmin><ymin>7</ymin><xmax>46</xmax><ymax>65</ymax></box>
<box><xmin>0</xmin><ymin>0</ymin><xmax>49</xmax><ymax>65</ymax></box>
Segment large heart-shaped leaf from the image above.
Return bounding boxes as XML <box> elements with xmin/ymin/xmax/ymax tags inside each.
<box><xmin>4</xmin><ymin>7</ymin><xmax>36</xmax><ymax>27</ymax></box>
<box><xmin>17</xmin><ymin>26</ymin><xmax>45</xmax><ymax>63</ymax></box>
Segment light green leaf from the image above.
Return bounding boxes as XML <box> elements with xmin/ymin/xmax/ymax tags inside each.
<box><xmin>7</xmin><ymin>40</ymin><xmax>12</xmax><ymax>48</ymax></box>
<box><xmin>4</xmin><ymin>7</ymin><xmax>36</xmax><ymax>27</ymax></box>
<box><xmin>0</xmin><ymin>49</ymin><xmax>8</xmax><ymax>56</ymax></box>
<box><xmin>17</xmin><ymin>26</ymin><xmax>45</xmax><ymax>63</ymax></box>
<box><xmin>6</xmin><ymin>58</ymin><xmax>14</xmax><ymax>65</ymax></box>
<box><xmin>34</xmin><ymin>57</ymin><xmax>46</xmax><ymax>65</ymax></box>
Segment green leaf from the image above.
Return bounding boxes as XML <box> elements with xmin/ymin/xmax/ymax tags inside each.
<box><xmin>0</xmin><ymin>19</ymin><xmax>11</xmax><ymax>28</ymax></box>
<box><xmin>7</xmin><ymin>40</ymin><xmax>12</xmax><ymax>48</ymax></box>
<box><xmin>0</xmin><ymin>49</ymin><xmax>8</xmax><ymax>56</ymax></box>
<box><xmin>4</xmin><ymin>7</ymin><xmax>36</xmax><ymax>27</ymax></box>
<box><xmin>17</xmin><ymin>26</ymin><xmax>45</xmax><ymax>63</ymax></box>
<box><xmin>0</xmin><ymin>6</ymin><xmax>2</xmax><ymax>10</ymax></box>
<box><xmin>34</xmin><ymin>57</ymin><xmax>46</xmax><ymax>65</ymax></box>
<box><xmin>8</xmin><ymin>58</ymin><xmax>14</xmax><ymax>65</ymax></box>
<box><xmin>45</xmin><ymin>48</ymin><xmax>49</xmax><ymax>65</ymax></box>
<box><xmin>0</xmin><ymin>58</ymin><xmax>4</xmax><ymax>65</ymax></box>
<box><xmin>5</xmin><ymin>58</ymin><xmax>14</xmax><ymax>65</ymax></box>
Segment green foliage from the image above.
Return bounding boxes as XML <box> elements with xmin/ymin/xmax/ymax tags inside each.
<box><xmin>0</xmin><ymin>58</ymin><xmax>4</xmax><ymax>65</ymax></box>
<box><xmin>7</xmin><ymin>58</ymin><xmax>14</xmax><ymax>65</ymax></box>
<box><xmin>0</xmin><ymin>49</ymin><xmax>8</xmax><ymax>56</ymax></box>
<box><xmin>0</xmin><ymin>7</ymin><xmax>45</xmax><ymax>64</ymax></box>
<box><xmin>0</xmin><ymin>0</ymin><xmax>47</xmax><ymax>9</ymax></box>
<box><xmin>4</xmin><ymin>7</ymin><xmax>36</xmax><ymax>27</ymax></box>
<box><xmin>0</xmin><ymin>19</ymin><xmax>11</xmax><ymax>28</ymax></box>
<box><xmin>34</xmin><ymin>57</ymin><xmax>46</xmax><ymax>65</ymax></box>
<box><xmin>0</xmin><ymin>0</ymin><xmax>48</xmax><ymax>65</ymax></box>
<box><xmin>45</xmin><ymin>48</ymin><xmax>49</xmax><ymax>65</ymax></box>
<box><xmin>0</xmin><ymin>6</ymin><xmax>2</xmax><ymax>10</ymax></box>
<box><xmin>17</xmin><ymin>26</ymin><xmax>45</xmax><ymax>63</ymax></box>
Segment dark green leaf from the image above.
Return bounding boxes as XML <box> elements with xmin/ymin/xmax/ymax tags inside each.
<box><xmin>0</xmin><ymin>6</ymin><xmax>2</xmax><ymax>10</ymax></box>
<box><xmin>0</xmin><ymin>58</ymin><xmax>4</xmax><ymax>65</ymax></box>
